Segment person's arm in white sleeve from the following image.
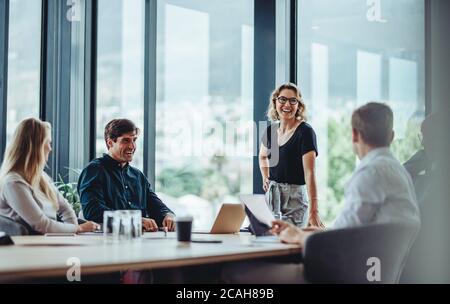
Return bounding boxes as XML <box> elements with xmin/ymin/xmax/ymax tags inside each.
<box><xmin>2</xmin><ymin>180</ymin><xmax>78</xmax><ymax>234</ymax></box>
<box><xmin>333</xmin><ymin>167</ymin><xmax>386</xmax><ymax>229</ymax></box>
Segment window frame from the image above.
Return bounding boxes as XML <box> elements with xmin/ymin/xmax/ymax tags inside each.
<box><xmin>0</xmin><ymin>0</ymin><xmax>9</xmax><ymax>161</ymax></box>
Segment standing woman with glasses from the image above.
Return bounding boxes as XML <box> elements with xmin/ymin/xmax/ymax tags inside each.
<box><xmin>260</xmin><ymin>83</ymin><xmax>324</xmax><ymax>228</ymax></box>
<box><xmin>0</xmin><ymin>118</ymin><xmax>99</xmax><ymax>234</ymax></box>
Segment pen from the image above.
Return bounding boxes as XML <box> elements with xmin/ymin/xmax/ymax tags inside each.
<box><xmin>158</xmin><ymin>227</ymin><xmax>169</xmax><ymax>236</ymax></box>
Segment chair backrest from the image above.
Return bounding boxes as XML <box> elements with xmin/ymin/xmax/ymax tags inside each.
<box><xmin>303</xmin><ymin>223</ymin><xmax>419</xmax><ymax>284</ymax></box>
<box><xmin>0</xmin><ymin>215</ymin><xmax>31</xmax><ymax>236</ymax></box>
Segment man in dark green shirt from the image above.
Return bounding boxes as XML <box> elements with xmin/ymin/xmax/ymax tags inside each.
<box><xmin>78</xmin><ymin>119</ymin><xmax>175</xmax><ymax>232</ymax></box>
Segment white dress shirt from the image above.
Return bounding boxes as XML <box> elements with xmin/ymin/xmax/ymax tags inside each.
<box><xmin>333</xmin><ymin>147</ymin><xmax>421</xmax><ymax>229</ymax></box>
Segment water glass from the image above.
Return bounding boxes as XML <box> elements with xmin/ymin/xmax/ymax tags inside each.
<box><xmin>129</xmin><ymin>210</ymin><xmax>143</xmax><ymax>238</ymax></box>
<box><xmin>103</xmin><ymin>210</ymin><xmax>142</xmax><ymax>243</ymax></box>
<box><xmin>117</xmin><ymin>211</ymin><xmax>132</xmax><ymax>242</ymax></box>
<box><xmin>103</xmin><ymin>211</ymin><xmax>116</xmax><ymax>244</ymax></box>
<box><xmin>273</xmin><ymin>211</ymin><xmax>283</xmax><ymax>220</ymax></box>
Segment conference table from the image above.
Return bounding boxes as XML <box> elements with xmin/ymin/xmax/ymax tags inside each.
<box><xmin>0</xmin><ymin>232</ymin><xmax>301</xmax><ymax>283</ymax></box>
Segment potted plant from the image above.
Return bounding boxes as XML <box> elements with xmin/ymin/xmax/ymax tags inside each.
<box><xmin>54</xmin><ymin>169</ymin><xmax>82</xmax><ymax>217</ymax></box>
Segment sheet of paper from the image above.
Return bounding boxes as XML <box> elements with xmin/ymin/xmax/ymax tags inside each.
<box><xmin>239</xmin><ymin>194</ymin><xmax>275</xmax><ymax>227</ymax></box>
<box><xmin>253</xmin><ymin>236</ymin><xmax>281</xmax><ymax>243</ymax></box>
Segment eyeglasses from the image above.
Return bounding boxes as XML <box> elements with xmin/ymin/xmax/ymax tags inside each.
<box><xmin>276</xmin><ymin>96</ymin><xmax>299</xmax><ymax>105</ymax></box>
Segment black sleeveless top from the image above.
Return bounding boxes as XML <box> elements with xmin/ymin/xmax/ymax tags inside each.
<box><xmin>262</xmin><ymin>122</ymin><xmax>318</xmax><ymax>186</ymax></box>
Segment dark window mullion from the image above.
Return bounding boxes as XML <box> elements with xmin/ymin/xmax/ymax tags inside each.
<box><xmin>0</xmin><ymin>0</ymin><xmax>9</xmax><ymax>161</ymax></box>
<box><xmin>253</xmin><ymin>0</ymin><xmax>276</xmax><ymax>194</ymax></box>
<box><xmin>39</xmin><ymin>0</ymin><xmax>48</xmax><ymax>121</ymax></box>
<box><xmin>289</xmin><ymin>0</ymin><xmax>297</xmax><ymax>83</ymax></box>
<box><xmin>86</xmin><ymin>0</ymin><xmax>98</xmax><ymax>161</ymax></box>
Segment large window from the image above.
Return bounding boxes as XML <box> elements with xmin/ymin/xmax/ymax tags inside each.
<box><xmin>96</xmin><ymin>0</ymin><xmax>145</xmax><ymax>170</ymax></box>
<box><xmin>6</xmin><ymin>0</ymin><xmax>42</xmax><ymax>143</ymax></box>
<box><xmin>155</xmin><ymin>0</ymin><xmax>254</xmax><ymax>229</ymax></box>
<box><xmin>297</xmin><ymin>0</ymin><xmax>425</xmax><ymax>223</ymax></box>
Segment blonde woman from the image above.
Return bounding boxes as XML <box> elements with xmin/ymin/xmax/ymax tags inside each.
<box><xmin>0</xmin><ymin>118</ymin><xmax>99</xmax><ymax>234</ymax></box>
<box><xmin>260</xmin><ymin>83</ymin><xmax>324</xmax><ymax>228</ymax></box>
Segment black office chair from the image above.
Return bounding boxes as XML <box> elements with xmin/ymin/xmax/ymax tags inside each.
<box><xmin>303</xmin><ymin>223</ymin><xmax>419</xmax><ymax>284</ymax></box>
<box><xmin>0</xmin><ymin>215</ymin><xmax>32</xmax><ymax>236</ymax></box>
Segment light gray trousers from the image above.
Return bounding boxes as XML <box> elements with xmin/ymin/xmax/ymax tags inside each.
<box><xmin>266</xmin><ymin>181</ymin><xmax>309</xmax><ymax>227</ymax></box>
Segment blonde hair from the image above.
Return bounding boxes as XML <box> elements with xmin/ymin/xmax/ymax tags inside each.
<box><xmin>267</xmin><ymin>83</ymin><xmax>306</xmax><ymax>122</ymax></box>
<box><xmin>0</xmin><ymin>118</ymin><xmax>58</xmax><ymax>210</ymax></box>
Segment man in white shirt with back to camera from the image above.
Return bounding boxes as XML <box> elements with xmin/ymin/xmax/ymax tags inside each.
<box><xmin>272</xmin><ymin>102</ymin><xmax>420</xmax><ymax>245</ymax></box>
<box><xmin>222</xmin><ymin>102</ymin><xmax>420</xmax><ymax>284</ymax></box>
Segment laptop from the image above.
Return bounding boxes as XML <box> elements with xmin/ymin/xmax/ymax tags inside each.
<box><xmin>192</xmin><ymin>204</ymin><xmax>246</xmax><ymax>234</ymax></box>
<box><xmin>239</xmin><ymin>194</ymin><xmax>274</xmax><ymax>237</ymax></box>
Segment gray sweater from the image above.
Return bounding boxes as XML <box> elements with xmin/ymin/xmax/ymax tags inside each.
<box><xmin>0</xmin><ymin>172</ymin><xmax>78</xmax><ymax>234</ymax></box>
